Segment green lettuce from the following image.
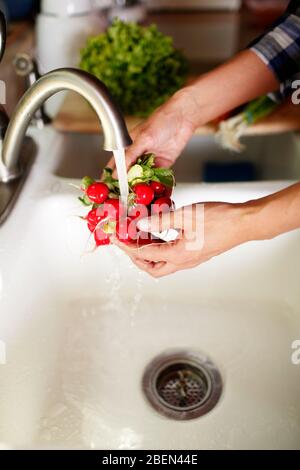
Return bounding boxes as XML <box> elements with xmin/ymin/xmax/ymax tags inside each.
<box><xmin>80</xmin><ymin>19</ymin><xmax>188</xmax><ymax>117</ymax></box>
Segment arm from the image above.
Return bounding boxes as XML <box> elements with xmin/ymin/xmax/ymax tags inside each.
<box><xmin>246</xmin><ymin>182</ymin><xmax>300</xmax><ymax>241</ymax></box>
<box><xmin>108</xmin><ymin>50</ymin><xmax>279</xmax><ymax>172</ymax></box>
<box><xmin>108</xmin><ymin>1</ymin><xmax>300</xmax><ymax>172</ymax></box>
<box><xmin>177</xmin><ymin>49</ymin><xmax>279</xmax><ymax>130</ymax></box>
<box><xmin>115</xmin><ymin>183</ymin><xmax>300</xmax><ymax>278</ymax></box>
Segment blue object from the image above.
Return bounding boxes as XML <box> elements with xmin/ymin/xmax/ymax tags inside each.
<box><xmin>203</xmin><ymin>161</ymin><xmax>256</xmax><ymax>183</ymax></box>
<box><xmin>4</xmin><ymin>0</ymin><xmax>35</xmax><ymax>20</ymax></box>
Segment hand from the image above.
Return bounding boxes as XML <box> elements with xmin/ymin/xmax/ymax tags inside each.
<box><xmin>106</xmin><ymin>50</ymin><xmax>280</xmax><ymax>176</ymax></box>
<box><xmin>107</xmin><ymin>88</ymin><xmax>200</xmax><ymax>176</ymax></box>
<box><xmin>113</xmin><ymin>202</ymin><xmax>253</xmax><ymax>278</ymax></box>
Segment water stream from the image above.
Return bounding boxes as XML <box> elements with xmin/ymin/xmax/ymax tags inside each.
<box><xmin>113</xmin><ymin>149</ymin><xmax>128</xmax><ymax>208</ymax></box>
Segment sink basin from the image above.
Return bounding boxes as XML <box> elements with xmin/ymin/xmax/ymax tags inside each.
<box><xmin>0</xmin><ymin>129</ymin><xmax>300</xmax><ymax>451</ymax></box>
<box><xmin>54</xmin><ymin>131</ymin><xmax>300</xmax><ymax>183</ymax></box>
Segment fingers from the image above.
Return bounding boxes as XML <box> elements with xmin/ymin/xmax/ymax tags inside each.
<box><xmin>137</xmin><ymin>208</ymin><xmax>185</xmax><ymax>233</ymax></box>
<box><xmin>149</xmin><ymin>262</ymin><xmax>178</xmax><ymax>278</ymax></box>
<box><xmin>125</xmin><ymin>138</ymin><xmax>147</xmax><ymax>168</ymax></box>
<box><xmin>112</xmin><ymin>236</ymin><xmax>177</xmax><ymax>263</ymax></box>
<box><xmin>112</xmin><ymin>237</ymin><xmax>168</xmax><ymax>275</ymax></box>
<box><xmin>154</xmin><ymin>157</ymin><xmax>171</xmax><ymax>168</ymax></box>
<box><xmin>126</xmin><ymin>252</ymin><xmax>174</xmax><ymax>278</ymax></box>
<box><xmin>135</xmin><ymin>259</ymin><xmax>178</xmax><ymax>278</ymax></box>
<box><xmin>134</xmin><ymin>258</ymin><xmax>166</xmax><ymax>274</ymax></box>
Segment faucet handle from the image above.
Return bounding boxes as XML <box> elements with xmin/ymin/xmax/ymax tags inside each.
<box><xmin>13</xmin><ymin>53</ymin><xmax>52</xmax><ymax>128</ymax></box>
<box><xmin>0</xmin><ymin>10</ymin><xmax>6</xmax><ymax>64</ymax></box>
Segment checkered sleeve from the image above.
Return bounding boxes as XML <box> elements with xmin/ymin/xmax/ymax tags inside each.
<box><xmin>249</xmin><ymin>0</ymin><xmax>300</xmax><ymax>96</ymax></box>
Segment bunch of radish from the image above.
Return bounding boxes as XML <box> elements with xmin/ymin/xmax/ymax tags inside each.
<box><xmin>78</xmin><ymin>154</ymin><xmax>175</xmax><ymax>246</ymax></box>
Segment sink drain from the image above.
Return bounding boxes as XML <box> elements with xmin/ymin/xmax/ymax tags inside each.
<box><xmin>142</xmin><ymin>350</ymin><xmax>223</xmax><ymax>420</ymax></box>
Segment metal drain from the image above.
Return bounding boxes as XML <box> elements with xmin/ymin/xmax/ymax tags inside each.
<box><xmin>142</xmin><ymin>350</ymin><xmax>223</xmax><ymax>420</ymax></box>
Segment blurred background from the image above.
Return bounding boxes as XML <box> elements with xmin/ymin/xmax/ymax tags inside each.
<box><xmin>1</xmin><ymin>0</ymin><xmax>298</xmax><ymax>185</ymax></box>
<box><xmin>0</xmin><ymin>0</ymin><xmax>290</xmax><ymax>112</ymax></box>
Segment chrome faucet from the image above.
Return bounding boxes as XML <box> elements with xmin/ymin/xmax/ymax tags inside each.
<box><xmin>0</xmin><ymin>68</ymin><xmax>132</xmax><ymax>183</ymax></box>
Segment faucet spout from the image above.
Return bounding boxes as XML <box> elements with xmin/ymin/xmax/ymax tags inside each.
<box><xmin>0</xmin><ymin>68</ymin><xmax>132</xmax><ymax>182</ymax></box>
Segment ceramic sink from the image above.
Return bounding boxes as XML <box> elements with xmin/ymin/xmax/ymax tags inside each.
<box><xmin>0</xmin><ymin>128</ymin><xmax>299</xmax><ymax>449</ymax></box>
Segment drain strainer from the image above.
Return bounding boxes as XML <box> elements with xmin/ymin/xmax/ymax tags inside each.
<box><xmin>142</xmin><ymin>350</ymin><xmax>223</xmax><ymax>420</ymax></box>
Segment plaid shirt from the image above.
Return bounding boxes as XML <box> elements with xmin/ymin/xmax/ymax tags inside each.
<box><xmin>250</xmin><ymin>0</ymin><xmax>300</xmax><ymax>98</ymax></box>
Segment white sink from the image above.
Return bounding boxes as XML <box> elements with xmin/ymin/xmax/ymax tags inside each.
<box><xmin>0</xmin><ymin>128</ymin><xmax>300</xmax><ymax>449</ymax></box>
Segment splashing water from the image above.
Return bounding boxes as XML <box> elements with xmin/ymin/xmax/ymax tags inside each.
<box><xmin>113</xmin><ymin>149</ymin><xmax>128</xmax><ymax>208</ymax></box>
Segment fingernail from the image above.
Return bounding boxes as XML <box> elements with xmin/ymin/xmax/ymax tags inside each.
<box><xmin>137</xmin><ymin>219</ymin><xmax>150</xmax><ymax>231</ymax></box>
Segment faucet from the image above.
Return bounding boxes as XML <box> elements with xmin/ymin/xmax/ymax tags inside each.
<box><xmin>0</xmin><ymin>68</ymin><xmax>132</xmax><ymax>183</ymax></box>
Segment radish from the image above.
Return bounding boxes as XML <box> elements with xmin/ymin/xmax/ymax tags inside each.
<box><xmin>94</xmin><ymin>228</ymin><xmax>110</xmax><ymax>246</ymax></box>
<box><xmin>116</xmin><ymin>217</ymin><xmax>138</xmax><ymax>243</ymax></box>
<box><xmin>150</xmin><ymin>181</ymin><xmax>165</xmax><ymax>195</ymax></box>
<box><xmin>86</xmin><ymin>182</ymin><xmax>109</xmax><ymax>204</ymax></box>
<box><xmin>152</xmin><ymin>197</ymin><xmax>172</xmax><ymax>215</ymax></box>
<box><xmin>78</xmin><ymin>153</ymin><xmax>175</xmax><ymax>248</ymax></box>
<box><xmin>133</xmin><ymin>183</ymin><xmax>154</xmax><ymax>205</ymax></box>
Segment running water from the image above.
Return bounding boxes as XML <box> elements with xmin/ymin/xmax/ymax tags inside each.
<box><xmin>113</xmin><ymin>149</ymin><xmax>128</xmax><ymax>208</ymax></box>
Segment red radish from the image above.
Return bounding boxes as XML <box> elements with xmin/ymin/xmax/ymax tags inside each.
<box><xmin>94</xmin><ymin>228</ymin><xmax>110</xmax><ymax>246</ymax></box>
<box><xmin>96</xmin><ymin>198</ymin><xmax>125</xmax><ymax>222</ymax></box>
<box><xmin>86</xmin><ymin>182</ymin><xmax>109</xmax><ymax>204</ymax></box>
<box><xmin>128</xmin><ymin>203</ymin><xmax>148</xmax><ymax>220</ymax></box>
<box><xmin>116</xmin><ymin>217</ymin><xmax>138</xmax><ymax>243</ymax></box>
<box><xmin>152</xmin><ymin>197</ymin><xmax>172</xmax><ymax>215</ymax></box>
<box><xmin>163</xmin><ymin>186</ymin><xmax>173</xmax><ymax>198</ymax></box>
<box><xmin>137</xmin><ymin>236</ymin><xmax>152</xmax><ymax>246</ymax></box>
<box><xmin>86</xmin><ymin>208</ymin><xmax>105</xmax><ymax>232</ymax></box>
<box><xmin>150</xmin><ymin>181</ymin><xmax>165</xmax><ymax>196</ymax></box>
<box><xmin>133</xmin><ymin>183</ymin><xmax>154</xmax><ymax>205</ymax></box>
<box><xmin>137</xmin><ymin>230</ymin><xmax>152</xmax><ymax>243</ymax></box>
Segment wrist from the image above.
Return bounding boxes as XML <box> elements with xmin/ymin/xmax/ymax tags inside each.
<box><xmin>172</xmin><ymin>85</ymin><xmax>204</xmax><ymax>131</ymax></box>
<box><xmin>238</xmin><ymin>198</ymin><xmax>276</xmax><ymax>242</ymax></box>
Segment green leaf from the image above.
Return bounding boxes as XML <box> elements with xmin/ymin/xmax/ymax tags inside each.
<box><xmin>105</xmin><ymin>182</ymin><xmax>116</xmax><ymax>191</ymax></box>
<box><xmin>151</xmin><ymin>175</ymin><xmax>160</xmax><ymax>182</ymax></box>
<box><xmin>154</xmin><ymin>168</ymin><xmax>174</xmax><ymax>177</ymax></box>
<box><xmin>108</xmin><ymin>192</ymin><xmax>119</xmax><ymax>199</ymax></box>
<box><xmin>157</xmin><ymin>174</ymin><xmax>174</xmax><ymax>187</ymax></box>
<box><xmin>128</xmin><ymin>193</ymin><xmax>136</xmax><ymax>205</ymax></box>
<box><xmin>153</xmin><ymin>167</ymin><xmax>174</xmax><ymax>187</ymax></box>
<box><xmin>127</xmin><ymin>164</ymin><xmax>143</xmax><ymax>182</ymax></box>
<box><xmin>102</xmin><ymin>167</ymin><xmax>113</xmax><ymax>180</ymax></box>
<box><xmin>78</xmin><ymin>195</ymin><xmax>93</xmax><ymax>206</ymax></box>
<box><xmin>140</xmin><ymin>153</ymin><xmax>155</xmax><ymax>168</ymax></box>
<box><xmin>141</xmin><ymin>167</ymin><xmax>154</xmax><ymax>179</ymax></box>
<box><xmin>129</xmin><ymin>177</ymin><xmax>146</xmax><ymax>187</ymax></box>
<box><xmin>80</xmin><ymin>176</ymin><xmax>94</xmax><ymax>190</ymax></box>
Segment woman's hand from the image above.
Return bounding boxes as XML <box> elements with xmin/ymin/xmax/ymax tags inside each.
<box><xmin>114</xmin><ymin>182</ymin><xmax>300</xmax><ymax>278</ymax></box>
<box><xmin>107</xmin><ymin>87</ymin><xmax>200</xmax><ymax>175</ymax></box>
<box><xmin>113</xmin><ymin>201</ymin><xmax>253</xmax><ymax>278</ymax></box>
<box><xmin>107</xmin><ymin>50</ymin><xmax>279</xmax><ymax>176</ymax></box>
